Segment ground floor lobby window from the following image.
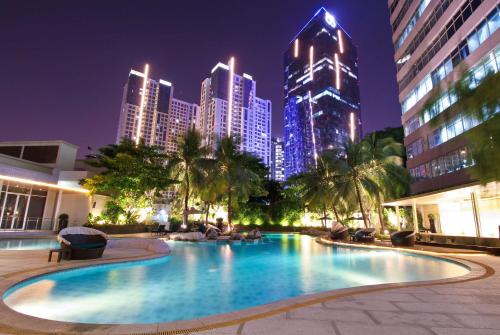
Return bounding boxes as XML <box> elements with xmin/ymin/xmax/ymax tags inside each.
<box><xmin>0</xmin><ymin>181</ymin><xmax>48</xmax><ymax>230</ymax></box>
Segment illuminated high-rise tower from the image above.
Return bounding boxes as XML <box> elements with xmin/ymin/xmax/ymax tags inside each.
<box><xmin>116</xmin><ymin>66</ymin><xmax>199</xmax><ymax>153</ymax></box>
<box><xmin>283</xmin><ymin>7</ymin><xmax>361</xmax><ymax>178</ymax></box>
<box><xmin>271</xmin><ymin>137</ymin><xmax>285</xmax><ymax>182</ymax></box>
<box><xmin>198</xmin><ymin>60</ymin><xmax>272</xmax><ymax>166</ymax></box>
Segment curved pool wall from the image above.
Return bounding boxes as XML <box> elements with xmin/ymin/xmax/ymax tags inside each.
<box><xmin>0</xmin><ymin>238</ymin><xmax>59</xmax><ymax>250</ymax></box>
<box><xmin>3</xmin><ymin>234</ymin><xmax>469</xmax><ymax>324</ymax></box>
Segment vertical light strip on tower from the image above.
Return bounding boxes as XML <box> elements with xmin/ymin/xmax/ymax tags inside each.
<box><xmin>309</xmin><ymin>46</ymin><xmax>314</xmax><ymax>81</ymax></box>
<box><xmin>135</xmin><ymin>64</ymin><xmax>149</xmax><ymax>145</ymax></box>
<box><xmin>294</xmin><ymin>39</ymin><xmax>299</xmax><ymax>58</ymax></box>
<box><xmin>227</xmin><ymin>57</ymin><xmax>235</xmax><ymax>137</ymax></box>
<box><xmin>337</xmin><ymin>30</ymin><xmax>344</xmax><ymax>53</ymax></box>
<box><xmin>350</xmin><ymin>112</ymin><xmax>355</xmax><ymax>141</ymax></box>
<box><xmin>334</xmin><ymin>53</ymin><xmax>340</xmax><ymax>90</ymax></box>
<box><xmin>308</xmin><ymin>91</ymin><xmax>318</xmax><ymax>168</ymax></box>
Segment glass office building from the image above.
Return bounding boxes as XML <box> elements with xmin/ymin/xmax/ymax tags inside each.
<box><xmin>386</xmin><ymin>0</ymin><xmax>500</xmax><ymax>244</ymax></box>
<box><xmin>283</xmin><ymin>7</ymin><xmax>361</xmax><ymax>178</ymax></box>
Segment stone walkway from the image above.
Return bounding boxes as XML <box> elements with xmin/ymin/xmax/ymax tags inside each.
<box><xmin>0</xmin><ymin>235</ymin><xmax>499</xmax><ymax>334</ymax></box>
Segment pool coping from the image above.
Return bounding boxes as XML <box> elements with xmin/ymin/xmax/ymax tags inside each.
<box><xmin>0</xmin><ymin>238</ymin><xmax>495</xmax><ymax>335</ymax></box>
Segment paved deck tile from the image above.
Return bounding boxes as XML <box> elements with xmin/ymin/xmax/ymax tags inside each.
<box><xmin>333</xmin><ymin>321</ymin><xmax>433</xmax><ymax>335</ymax></box>
<box><xmin>243</xmin><ymin>318</ymin><xmax>335</xmax><ymax>335</ymax></box>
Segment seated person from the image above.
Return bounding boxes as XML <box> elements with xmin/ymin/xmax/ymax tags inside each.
<box><xmin>230</xmin><ymin>228</ymin><xmax>242</xmax><ymax>240</ymax></box>
<box><xmin>247</xmin><ymin>228</ymin><xmax>262</xmax><ymax>239</ymax></box>
<box><xmin>198</xmin><ymin>223</ymin><xmax>207</xmax><ymax>234</ymax></box>
<box><xmin>206</xmin><ymin>228</ymin><xmax>219</xmax><ymax>240</ymax></box>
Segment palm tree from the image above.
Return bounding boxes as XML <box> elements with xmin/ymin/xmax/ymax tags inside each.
<box><xmin>362</xmin><ymin>134</ymin><xmax>409</xmax><ymax>231</ymax></box>
<box><xmin>213</xmin><ymin>136</ymin><xmax>266</xmax><ymax>229</ymax></box>
<box><xmin>333</xmin><ymin>138</ymin><xmax>408</xmax><ymax>229</ymax></box>
<box><xmin>197</xmin><ymin>168</ymin><xmax>224</xmax><ymax>225</ymax></box>
<box><xmin>290</xmin><ymin>150</ymin><xmax>347</xmax><ymax>226</ymax></box>
<box><xmin>168</xmin><ymin>129</ymin><xmax>212</xmax><ymax>227</ymax></box>
<box><xmin>333</xmin><ymin>140</ymin><xmax>376</xmax><ymax>228</ymax></box>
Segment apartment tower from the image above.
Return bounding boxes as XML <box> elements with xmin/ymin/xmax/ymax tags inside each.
<box><xmin>116</xmin><ymin>66</ymin><xmax>199</xmax><ymax>153</ymax></box>
<box><xmin>198</xmin><ymin>60</ymin><xmax>272</xmax><ymax>166</ymax></box>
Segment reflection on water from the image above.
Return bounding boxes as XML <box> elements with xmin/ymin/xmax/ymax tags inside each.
<box><xmin>3</xmin><ymin>234</ymin><xmax>469</xmax><ymax>324</ymax></box>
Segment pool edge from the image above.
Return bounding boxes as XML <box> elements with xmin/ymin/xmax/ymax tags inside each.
<box><xmin>0</xmin><ymin>239</ymin><xmax>494</xmax><ymax>335</ymax></box>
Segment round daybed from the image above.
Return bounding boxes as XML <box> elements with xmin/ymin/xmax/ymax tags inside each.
<box><xmin>390</xmin><ymin>230</ymin><xmax>416</xmax><ymax>247</ymax></box>
<box><xmin>57</xmin><ymin>227</ymin><xmax>108</xmax><ymax>260</ymax></box>
<box><xmin>330</xmin><ymin>222</ymin><xmax>349</xmax><ymax>241</ymax></box>
<box><xmin>352</xmin><ymin>228</ymin><xmax>376</xmax><ymax>243</ymax></box>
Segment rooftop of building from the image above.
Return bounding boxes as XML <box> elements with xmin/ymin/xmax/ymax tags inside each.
<box><xmin>289</xmin><ymin>7</ymin><xmax>352</xmax><ymax>45</ymax></box>
<box><xmin>0</xmin><ymin>140</ymin><xmax>79</xmax><ymax>149</ymax></box>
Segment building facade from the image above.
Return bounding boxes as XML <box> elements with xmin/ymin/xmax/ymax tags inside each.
<box><xmin>387</xmin><ymin>0</ymin><xmax>500</xmax><ymax>242</ymax></box>
<box><xmin>165</xmin><ymin>99</ymin><xmax>199</xmax><ymax>153</ymax></box>
<box><xmin>0</xmin><ymin>141</ymin><xmax>106</xmax><ymax>230</ymax></box>
<box><xmin>283</xmin><ymin>7</ymin><xmax>361</xmax><ymax>179</ymax></box>
<box><xmin>198</xmin><ymin>61</ymin><xmax>272</xmax><ymax>166</ymax></box>
<box><xmin>271</xmin><ymin>137</ymin><xmax>285</xmax><ymax>182</ymax></box>
<box><xmin>116</xmin><ymin>66</ymin><xmax>199</xmax><ymax>153</ymax></box>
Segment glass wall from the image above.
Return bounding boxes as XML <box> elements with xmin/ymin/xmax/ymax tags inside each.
<box><xmin>409</xmin><ymin>146</ymin><xmax>474</xmax><ymax>181</ymax></box>
<box><xmin>0</xmin><ymin>180</ymin><xmax>48</xmax><ymax>230</ymax></box>
<box><xmin>401</xmin><ymin>5</ymin><xmax>500</xmax><ymax>114</ymax></box>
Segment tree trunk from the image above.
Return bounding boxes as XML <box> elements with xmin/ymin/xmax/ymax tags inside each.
<box><xmin>354</xmin><ymin>181</ymin><xmax>368</xmax><ymax>228</ymax></box>
<box><xmin>376</xmin><ymin>193</ymin><xmax>385</xmax><ymax>233</ymax></box>
<box><xmin>205</xmin><ymin>203</ymin><xmax>210</xmax><ymax>225</ymax></box>
<box><xmin>227</xmin><ymin>188</ymin><xmax>232</xmax><ymax>231</ymax></box>
<box><xmin>332</xmin><ymin>205</ymin><xmax>341</xmax><ymax>222</ymax></box>
<box><xmin>322</xmin><ymin>207</ymin><xmax>327</xmax><ymax>228</ymax></box>
<box><xmin>183</xmin><ymin>169</ymin><xmax>190</xmax><ymax>227</ymax></box>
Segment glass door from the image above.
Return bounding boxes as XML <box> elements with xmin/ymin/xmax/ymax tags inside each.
<box><xmin>0</xmin><ymin>194</ymin><xmax>18</xmax><ymax>229</ymax></box>
<box><xmin>12</xmin><ymin>195</ymin><xmax>29</xmax><ymax>229</ymax></box>
<box><xmin>0</xmin><ymin>194</ymin><xmax>29</xmax><ymax>230</ymax></box>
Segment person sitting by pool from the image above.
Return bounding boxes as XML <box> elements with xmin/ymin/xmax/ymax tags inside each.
<box><xmin>246</xmin><ymin>228</ymin><xmax>262</xmax><ymax>240</ymax></box>
<box><xmin>205</xmin><ymin>224</ymin><xmax>221</xmax><ymax>240</ymax></box>
<box><xmin>198</xmin><ymin>223</ymin><xmax>207</xmax><ymax>234</ymax></box>
<box><xmin>230</xmin><ymin>228</ymin><xmax>242</xmax><ymax>240</ymax></box>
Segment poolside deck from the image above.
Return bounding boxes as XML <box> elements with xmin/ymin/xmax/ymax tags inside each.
<box><xmin>0</xmin><ymin>236</ymin><xmax>498</xmax><ymax>335</ymax></box>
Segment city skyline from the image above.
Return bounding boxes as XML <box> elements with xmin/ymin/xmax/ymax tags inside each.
<box><xmin>0</xmin><ymin>0</ymin><xmax>400</xmax><ymax>156</ymax></box>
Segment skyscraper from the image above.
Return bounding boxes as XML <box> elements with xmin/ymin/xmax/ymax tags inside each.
<box><xmin>386</xmin><ymin>0</ymin><xmax>500</xmax><ymax>241</ymax></box>
<box><xmin>283</xmin><ymin>7</ymin><xmax>361</xmax><ymax>179</ymax></box>
<box><xmin>271</xmin><ymin>137</ymin><xmax>285</xmax><ymax>182</ymax></box>
<box><xmin>116</xmin><ymin>66</ymin><xmax>199</xmax><ymax>153</ymax></box>
<box><xmin>198</xmin><ymin>60</ymin><xmax>272</xmax><ymax>166</ymax></box>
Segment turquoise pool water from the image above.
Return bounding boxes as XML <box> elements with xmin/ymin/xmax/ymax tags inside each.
<box><xmin>0</xmin><ymin>238</ymin><xmax>59</xmax><ymax>250</ymax></box>
<box><xmin>3</xmin><ymin>234</ymin><xmax>469</xmax><ymax>324</ymax></box>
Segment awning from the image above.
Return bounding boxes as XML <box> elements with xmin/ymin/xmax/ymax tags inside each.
<box><xmin>383</xmin><ymin>181</ymin><xmax>499</xmax><ymax>207</ymax></box>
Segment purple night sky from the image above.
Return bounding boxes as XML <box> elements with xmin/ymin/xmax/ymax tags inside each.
<box><xmin>0</xmin><ymin>0</ymin><xmax>401</xmax><ymax>157</ymax></box>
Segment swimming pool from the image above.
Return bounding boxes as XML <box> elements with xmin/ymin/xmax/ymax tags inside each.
<box><xmin>3</xmin><ymin>234</ymin><xmax>469</xmax><ymax>324</ymax></box>
<box><xmin>0</xmin><ymin>238</ymin><xmax>59</xmax><ymax>250</ymax></box>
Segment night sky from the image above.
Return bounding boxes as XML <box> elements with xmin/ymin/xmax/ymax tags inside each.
<box><xmin>0</xmin><ymin>0</ymin><xmax>401</xmax><ymax>156</ymax></box>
